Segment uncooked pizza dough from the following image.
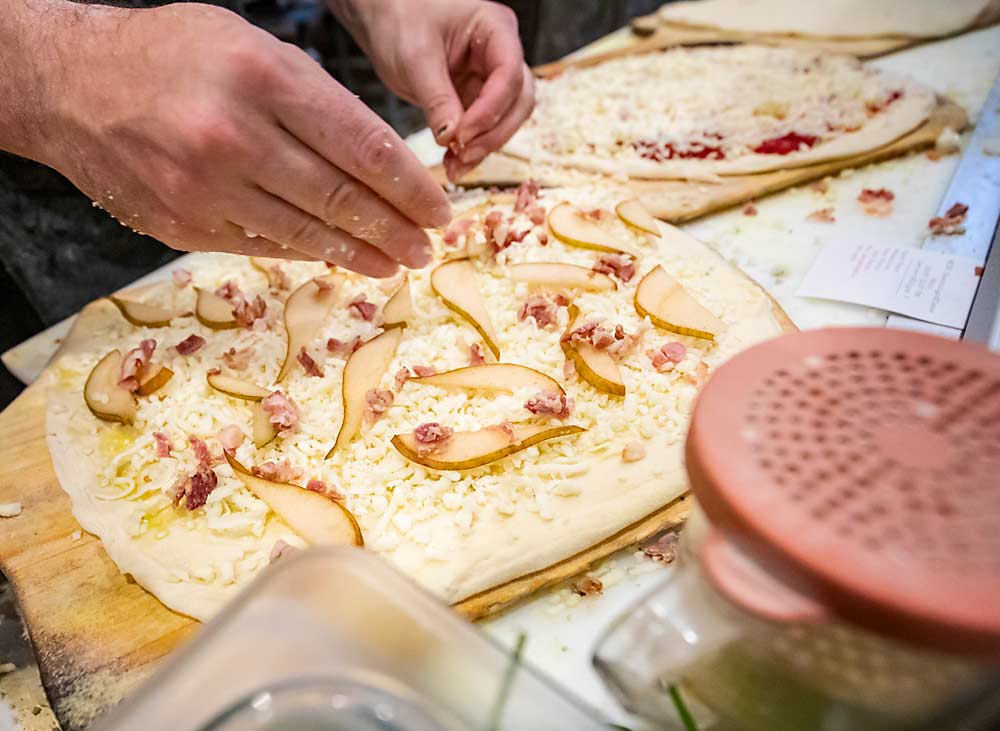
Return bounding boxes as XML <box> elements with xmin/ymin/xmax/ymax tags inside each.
<box><xmin>46</xmin><ymin>184</ymin><xmax>787</xmax><ymax>621</ymax></box>
<box><xmin>502</xmin><ymin>45</ymin><xmax>937</xmax><ymax>180</ymax></box>
<box><xmin>657</xmin><ymin>0</ymin><xmax>995</xmax><ymax>39</ymax></box>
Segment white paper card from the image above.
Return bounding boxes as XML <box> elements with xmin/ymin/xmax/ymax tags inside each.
<box><xmin>798</xmin><ymin>243</ymin><xmax>980</xmax><ymax>328</ymax></box>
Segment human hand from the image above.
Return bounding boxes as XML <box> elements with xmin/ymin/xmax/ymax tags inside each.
<box><xmin>332</xmin><ymin>0</ymin><xmax>534</xmax><ymax>181</ymax></box>
<box><xmin>39</xmin><ymin>2</ymin><xmax>451</xmax><ymax>276</ymax></box>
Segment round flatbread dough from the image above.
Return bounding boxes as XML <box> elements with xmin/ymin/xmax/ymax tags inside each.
<box><xmin>502</xmin><ymin>45</ymin><xmax>937</xmax><ymax>180</ymax></box>
<box><xmin>46</xmin><ymin>185</ymin><xmax>791</xmax><ymax>621</ymax></box>
<box><xmin>657</xmin><ymin>0</ymin><xmax>996</xmax><ymax>40</ymax></box>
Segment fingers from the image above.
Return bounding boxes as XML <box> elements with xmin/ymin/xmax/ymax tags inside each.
<box><xmin>454</xmin><ymin>65</ymin><xmax>534</xmax><ymax>169</ymax></box>
<box><xmin>274</xmin><ymin>69</ymin><xmax>451</xmax><ymax>230</ymax></box>
<box><xmin>453</xmin><ymin>20</ymin><xmax>527</xmax><ymax>148</ymax></box>
<box><xmin>253</xmin><ymin>129</ymin><xmax>433</xmax><ymax>268</ymax></box>
<box><xmin>404</xmin><ymin>44</ymin><xmax>466</xmax><ymax>146</ymax></box>
<box><xmin>155</xmin><ymin>219</ymin><xmax>320</xmax><ymax>261</ymax></box>
<box><xmin>230</xmin><ymin>189</ymin><xmax>400</xmax><ymax>278</ymax></box>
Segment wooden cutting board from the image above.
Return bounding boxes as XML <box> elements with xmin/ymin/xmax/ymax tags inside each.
<box><xmin>438</xmin><ymin>99</ymin><xmax>968</xmax><ymax>223</ymax></box>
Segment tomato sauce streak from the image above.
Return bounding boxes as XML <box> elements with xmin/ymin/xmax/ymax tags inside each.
<box><xmin>634</xmin><ymin>136</ymin><xmax>725</xmax><ymax>161</ymax></box>
<box><xmin>752</xmin><ymin>132</ymin><xmax>819</xmax><ymax>155</ymax></box>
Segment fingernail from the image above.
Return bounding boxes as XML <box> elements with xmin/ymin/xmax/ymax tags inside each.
<box><xmin>435</xmin><ymin>120</ymin><xmax>455</xmax><ymax>144</ymax></box>
<box><xmin>460</xmin><ymin>145</ymin><xmax>486</xmax><ymax>164</ymax></box>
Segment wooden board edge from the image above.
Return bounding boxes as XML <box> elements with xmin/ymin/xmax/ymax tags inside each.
<box><xmin>452</xmin><ymin>495</ymin><xmax>692</xmax><ymax>620</ymax></box>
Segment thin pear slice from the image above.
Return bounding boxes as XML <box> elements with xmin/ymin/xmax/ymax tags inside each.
<box><xmin>225</xmin><ymin>452</ymin><xmax>363</xmax><ymax>546</ymax></box>
<box><xmin>409</xmin><ymin>363</ymin><xmax>564</xmax><ymax>395</ymax></box>
<box><xmin>84</xmin><ymin>350</ymin><xmax>137</xmax><ymax>424</ymax></box>
<box><xmin>615</xmin><ymin>199</ymin><xmax>661</xmax><ymax>237</ymax></box>
<box><xmin>252</xmin><ymin>401</ymin><xmax>278</xmax><ymax>448</ymax></box>
<box><xmin>326</xmin><ymin>328</ymin><xmax>403</xmax><ymax>458</ymax></box>
<box><xmin>392</xmin><ymin>423</ymin><xmax>585</xmax><ymax>471</ymax></box>
<box><xmin>382</xmin><ymin>276</ymin><xmax>412</xmax><ymax>330</ymax></box>
<box><xmin>249</xmin><ymin>256</ymin><xmax>283</xmax><ymax>274</ymax></box>
<box><xmin>136</xmin><ymin>366</ymin><xmax>173</xmax><ymax>396</ymax></box>
<box><xmin>508</xmin><ymin>262</ymin><xmax>616</xmax><ymax>292</ymax></box>
<box><xmin>277</xmin><ymin>273</ymin><xmax>341</xmax><ymax>382</ymax></box>
<box><xmin>560</xmin><ymin>305</ymin><xmax>626</xmax><ymax>396</ymax></box>
<box><xmin>430</xmin><ymin>259</ymin><xmax>500</xmax><ymax>360</ymax></box>
<box><xmin>109</xmin><ymin>296</ymin><xmax>188</xmax><ymax>328</ymax></box>
<box><xmin>207</xmin><ymin>372</ymin><xmax>270</xmax><ymax>401</ymax></box>
<box><xmin>634</xmin><ymin>265</ymin><xmax>725</xmax><ymax>341</ymax></box>
<box><xmin>547</xmin><ymin>202</ymin><xmax>633</xmax><ymax>255</ymax></box>
<box><xmin>195</xmin><ymin>288</ymin><xmax>238</xmax><ymax>330</ymax></box>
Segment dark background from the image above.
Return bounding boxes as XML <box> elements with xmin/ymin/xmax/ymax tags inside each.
<box><xmin>0</xmin><ymin>0</ymin><xmax>663</xmax><ymax>409</ymax></box>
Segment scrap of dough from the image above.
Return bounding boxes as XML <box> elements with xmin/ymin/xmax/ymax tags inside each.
<box><xmin>657</xmin><ymin>0</ymin><xmax>995</xmax><ymax>39</ymax></box>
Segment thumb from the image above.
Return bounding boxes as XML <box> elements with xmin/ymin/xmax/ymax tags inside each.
<box><xmin>408</xmin><ymin>48</ymin><xmax>464</xmax><ymax>146</ymax></box>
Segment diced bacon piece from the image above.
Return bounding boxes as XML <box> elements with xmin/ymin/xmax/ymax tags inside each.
<box><xmin>348</xmin><ymin>294</ymin><xmax>377</xmax><ymax>321</ymax></box>
<box><xmin>269</xmin><ymin>539</ymin><xmax>296</xmax><ymax>564</ymax></box>
<box><xmin>563</xmin><ymin>359</ymin><xmax>576</xmax><ymax>380</ymax></box>
<box><xmin>175</xmin><ymin>334</ymin><xmax>206</xmax><ymax>355</ymax></box>
<box><xmin>527</xmin><ymin>206</ymin><xmax>546</xmax><ymax>226</ymax></box>
<box><xmin>233</xmin><ymin>294</ymin><xmax>267</xmax><ymax>328</ymax></box>
<box><xmin>571</xmin><ymin>576</ymin><xmax>603</xmax><ymax>597</ymax></box>
<box><xmin>928</xmin><ymin>202</ymin><xmax>969</xmax><ymax>236</ymax></box>
<box><xmin>261</xmin><ymin>391</ymin><xmax>300</xmax><ymax>431</ymax></box>
<box><xmin>363</xmin><ymin>388</ymin><xmax>394</xmax><ymax>424</ymax></box>
<box><xmin>306</xmin><ymin>479</ymin><xmax>346</xmax><ymax>501</ymax></box>
<box><xmin>583</xmin><ymin>208</ymin><xmax>611</xmax><ymax>222</ymax></box>
<box><xmin>858</xmin><ymin>188</ymin><xmax>895</xmax><ymax>217</ymax></box>
<box><xmin>214</xmin><ymin>280</ymin><xmax>243</xmax><ymax>301</ymax></box>
<box><xmin>647</xmin><ymin>349</ymin><xmax>673</xmax><ymax>372</ymax></box>
<box><xmin>442</xmin><ymin>217</ymin><xmax>474</xmax><ymax>247</ymax></box>
<box><xmin>537</xmin><ymin>230</ymin><xmax>549</xmax><ymax>246</ymax></box>
<box><xmin>593</xmin><ymin>253</ymin><xmax>636</xmax><ymax>283</ymax></box>
<box><xmin>807</xmin><ymin>207</ymin><xmax>836</xmax><ymax>223</ymax></box>
<box><xmin>264</xmin><ymin>265</ymin><xmax>292</xmax><ymax>292</ymax></box>
<box><xmin>607</xmin><ymin>321</ymin><xmax>649</xmax><ymax>361</ymax></box>
<box><xmin>167</xmin><ymin>475</ymin><xmax>189</xmax><ymax>507</ymax></box>
<box><xmin>188</xmin><ymin>436</ymin><xmax>219</xmax><ymax>469</ymax></box>
<box><xmin>469</xmin><ymin>342</ymin><xmax>486</xmax><ymax>367</ymax></box>
<box><xmin>484</xmin><ymin>210</ymin><xmax>503</xmax><ymax>232</ymax></box>
<box><xmin>297</xmin><ymin>347</ymin><xmax>324</xmax><ymax>377</ymax></box>
<box><xmin>222</xmin><ymin>346</ymin><xmax>254</xmax><ymax>371</ymax></box>
<box><xmin>153</xmin><ymin>431</ymin><xmax>173</xmax><ymax>458</ymax></box>
<box><xmin>684</xmin><ymin>361</ymin><xmax>711</xmax><ymax>388</ymax></box>
<box><xmin>216</xmin><ymin>424</ymin><xmax>244</xmax><ymax>451</ymax></box>
<box><xmin>184</xmin><ymin>468</ymin><xmax>218</xmax><ymax>511</ymax></box>
<box><xmin>564</xmin><ymin>319</ymin><xmax>618</xmax><ymax>352</ymax></box>
<box><xmin>327</xmin><ymin>336</ymin><xmax>361</xmax><ymax>356</ymax></box>
<box><xmin>411</xmin><ymin>365</ymin><xmax>437</xmax><ymax>377</ymax></box>
<box><xmin>311</xmin><ymin>275</ymin><xmax>334</xmax><ymax>293</ymax></box>
<box><xmin>809</xmin><ymin>179</ymin><xmax>830</xmax><ymax>194</ymax></box>
<box><xmin>590</xmin><ymin>327</ymin><xmax>617</xmax><ymax>350</ymax></box>
<box><xmin>742</xmin><ymin>203</ymin><xmax>758</xmax><ymax>217</ymax></box>
<box><xmin>118</xmin><ymin>339</ymin><xmax>157</xmax><ymax>392</ymax></box>
<box><xmin>524</xmin><ymin>391</ymin><xmax>574</xmax><ymax>419</ymax></box>
<box><xmin>251</xmin><ymin>460</ymin><xmax>303</xmax><ymax>482</ymax></box>
<box><xmin>648</xmin><ymin>341</ymin><xmax>687</xmax><ymax>371</ymax></box>
<box><xmin>622</xmin><ymin>442</ymin><xmax>646</xmax><ymax>463</ymax></box>
<box><xmin>394</xmin><ymin>367</ymin><xmax>411</xmax><ymax>391</ymax></box>
<box><xmin>412</xmin><ymin>422</ymin><xmax>454</xmax><ymax>456</ymax></box>
<box><xmin>497</xmin><ymin>420</ymin><xmax>516</xmax><ymax>442</ymax></box>
<box><xmin>644</xmin><ymin>531</ymin><xmax>679</xmax><ymax>563</ymax></box>
<box><xmin>513</xmin><ymin>179</ymin><xmax>540</xmax><ymax>212</ymax></box>
<box><xmin>171</xmin><ymin>268</ymin><xmax>192</xmax><ymax>288</ymax></box>
<box><xmin>518</xmin><ymin>293</ymin><xmax>561</xmax><ymax>329</ymax></box>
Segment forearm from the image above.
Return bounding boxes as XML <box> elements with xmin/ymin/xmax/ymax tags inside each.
<box><xmin>0</xmin><ymin>0</ymin><xmax>121</xmax><ymax>164</ymax></box>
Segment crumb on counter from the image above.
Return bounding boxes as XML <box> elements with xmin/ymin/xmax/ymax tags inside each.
<box><xmin>71</xmin><ymin>530</ymin><xmax>82</xmax><ymax>541</ymax></box>
<box><xmin>0</xmin><ymin>503</ymin><xmax>22</xmax><ymax>518</ymax></box>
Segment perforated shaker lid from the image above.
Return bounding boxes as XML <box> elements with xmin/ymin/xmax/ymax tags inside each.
<box><xmin>686</xmin><ymin>328</ymin><xmax>1000</xmax><ymax>657</ymax></box>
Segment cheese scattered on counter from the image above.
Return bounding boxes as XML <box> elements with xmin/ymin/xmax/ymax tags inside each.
<box><xmin>0</xmin><ymin>503</ymin><xmax>22</xmax><ymax>518</ymax></box>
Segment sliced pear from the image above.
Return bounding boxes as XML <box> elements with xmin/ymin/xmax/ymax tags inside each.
<box><xmin>392</xmin><ymin>423</ymin><xmax>585</xmax><ymax>471</ymax></box>
<box><xmin>84</xmin><ymin>350</ymin><xmax>136</xmax><ymax>424</ymax></box>
<box><xmin>615</xmin><ymin>199</ymin><xmax>661</xmax><ymax>237</ymax></box>
<box><xmin>508</xmin><ymin>262</ymin><xmax>616</xmax><ymax>292</ymax></box>
<box><xmin>225</xmin><ymin>452</ymin><xmax>362</xmax><ymax>546</ymax></box>
<box><xmin>409</xmin><ymin>363</ymin><xmax>564</xmax><ymax>395</ymax></box>
<box><xmin>560</xmin><ymin>305</ymin><xmax>626</xmax><ymax>396</ymax></box>
<box><xmin>249</xmin><ymin>256</ymin><xmax>283</xmax><ymax>274</ymax></box>
<box><xmin>430</xmin><ymin>259</ymin><xmax>500</xmax><ymax>360</ymax></box>
<box><xmin>195</xmin><ymin>288</ymin><xmax>238</xmax><ymax>330</ymax></box>
<box><xmin>252</xmin><ymin>401</ymin><xmax>278</xmax><ymax>448</ymax></box>
<box><xmin>634</xmin><ymin>265</ymin><xmax>725</xmax><ymax>341</ymax></box>
<box><xmin>277</xmin><ymin>273</ymin><xmax>341</xmax><ymax>382</ymax></box>
<box><xmin>326</xmin><ymin>328</ymin><xmax>403</xmax><ymax>458</ymax></box>
<box><xmin>547</xmin><ymin>202</ymin><xmax>632</xmax><ymax>255</ymax></box>
<box><xmin>136</xmin><ymin>366</ymin><xmax>173</xmax><ymax>396</ymax></box>
<box><xmin>382</xmin><ymin>276</ymin><xmax>412</xmax><ymax>330</ymax></box>
<box><xmin>207</xmin><ymin>372</ymin><xmax>270</xmax><ymax>401</ymax></box>
<box><xmin>109</xmin><ymin>296</ymin><xmax>188</xmax><ymax>328</ymax></box>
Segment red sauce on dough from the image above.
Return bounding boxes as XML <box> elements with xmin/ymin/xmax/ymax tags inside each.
<box><xmin>634</xmin><ymin>134</ymin><xmax>725</xmax><ymax>161</ymax></box>
<box><xmin>752</xmin><ymin>132</ymin><xmax>819</xmax><ymax>155</ymax></box>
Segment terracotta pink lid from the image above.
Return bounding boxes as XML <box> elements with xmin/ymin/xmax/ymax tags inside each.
<box><xmin>686</xmin><ymin>327</ymin><xmax>1000</xmax><ymax>657</ymax></box>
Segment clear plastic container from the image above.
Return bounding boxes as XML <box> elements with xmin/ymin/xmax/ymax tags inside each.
<box><xmin>90</xmin><ymin>547</ymin><xmax>610</xmax><ymax>731</ymax></box>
